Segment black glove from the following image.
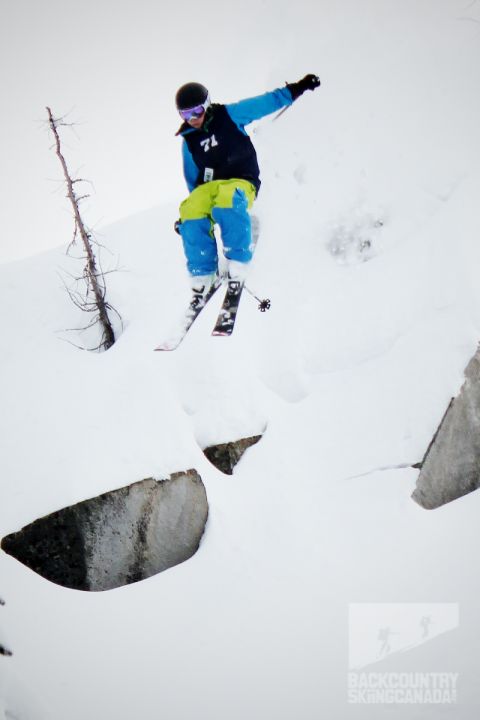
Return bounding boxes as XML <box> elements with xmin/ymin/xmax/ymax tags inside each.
<box><xmin>286</xmin><ymin>74</ymin><xmax>320</xmax><ymax>101</ymax></box>
<box><xmin>174</xmin><ymin>219</ymin><xmax>182</xmax><ymax>235</ymax></box>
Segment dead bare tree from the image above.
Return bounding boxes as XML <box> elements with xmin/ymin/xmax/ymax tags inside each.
<box><xmin>46</xmin><ymin>107</ymin><xmax>119</xmax><ymax>351</ymax></box>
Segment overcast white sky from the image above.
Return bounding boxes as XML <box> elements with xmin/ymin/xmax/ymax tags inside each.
<box><xmin>2</xmin><ymin>0</ymin><xmax>479</xmax><ymax>265</ymax></box>
<box><xmin>0</xmin><ymin>0</ymin><xmax>316</xmax><ymax>263</ymax></box>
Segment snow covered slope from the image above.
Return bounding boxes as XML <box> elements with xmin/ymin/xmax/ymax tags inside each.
<box><xmin>2</xmin><ymin>1</ymin><xmax>480</xmax><ymax>718</ymax></box>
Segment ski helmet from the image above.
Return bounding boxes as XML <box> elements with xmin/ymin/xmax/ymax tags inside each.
<box><xmin>175</xmin><ymin>82</ymin><xmax>209</xmax><ymax>111</ymax></box>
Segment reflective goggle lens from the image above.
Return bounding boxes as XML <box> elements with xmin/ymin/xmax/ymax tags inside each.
<box><xmin>179</xmin><ymin>104</ymin><xmax>207</xmax><ymax>121</ymax></box>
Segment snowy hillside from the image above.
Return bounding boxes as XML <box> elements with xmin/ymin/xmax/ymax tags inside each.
<box><xmin>2</xmin><ymin>1</ymin><xmax>480</xmax><ymax>718</ymax></box>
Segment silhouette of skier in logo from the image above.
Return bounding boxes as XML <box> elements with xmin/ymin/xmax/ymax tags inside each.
<box><xmin>378</xmin><ymin>626</ymin><xmax>394</xmax><ymax>656</ymax></box>
<box><xmin>420</xmin><ymin>615</ymin><xmax>432</xmax><ymax>639</ymax></box>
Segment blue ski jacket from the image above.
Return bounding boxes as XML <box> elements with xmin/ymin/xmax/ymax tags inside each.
<box><xmin>177</xmin><ymin>87</ymin><xmax>293</xmax><ymax>195</ymax></box>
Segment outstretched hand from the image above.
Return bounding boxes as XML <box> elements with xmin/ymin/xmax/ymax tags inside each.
<box><xmin>287</xmin><ymin>74</ymin><xmax>321</xmax><ymax>101</ymax></box>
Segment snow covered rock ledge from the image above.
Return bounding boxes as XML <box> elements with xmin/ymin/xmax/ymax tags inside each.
<box><xmin>413</xmin><ymin>348</ymin><xmax>480</xmax><ymax>509</ymax></box>
<box><xmin>1</xmin><ymin>471</ymin><xmax>208</xmax><ymax>591</ymax></box>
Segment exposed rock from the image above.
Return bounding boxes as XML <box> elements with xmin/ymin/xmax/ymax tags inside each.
<box><xmin>412</xmin><ymin>349</ymin><xmax>480</xmax><ymax>509</ymax></box>
<box><xmin>203</xmin><ymin>435</ymin><xmax>262</xmax><ymax>475</ymax></box>
<box><xmin>0</xmin><ymin>595</ymin><xmax>10</xmax><ymax>656</ymax></box>
<box><xmin>1</xmin><ymin>470</ymin><xmax>208</xmax><ymax>591</ymax></box>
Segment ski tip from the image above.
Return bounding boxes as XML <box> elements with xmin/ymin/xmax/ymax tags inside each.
<box><xmin>154</xmin><ymin>343</ymin><xmax>177</xmax><ymax>352</ymax></box>
<box><xmin>154</xmin><ymin>333</ymin><xmax>186</xmax><ymax>351</ymax></box>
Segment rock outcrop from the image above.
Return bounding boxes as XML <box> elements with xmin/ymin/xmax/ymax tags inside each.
<box><xmin>413</xmin><ymin>349</ymin><xmax>480</xmax><ymax>509</ymax></box>
<box><xmin>1</xmin><ymin>470</ymin><xmax>208</xmax><ymax>591</ymax></box>
<box><xmin>203</xmin><ymin>435</ymin><xmax>262</xmax><ymax>475</ymax></box>
<box><xmin>0</xmin><ymin>596</ymin><xmax>12</xmax><ymax>657</ymax></box>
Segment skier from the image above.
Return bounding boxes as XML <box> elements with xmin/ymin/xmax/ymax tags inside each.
<box><xmin>175</xmin><ymin>74</ymin><xmax>320</xmax><ymax>299</ymax></box>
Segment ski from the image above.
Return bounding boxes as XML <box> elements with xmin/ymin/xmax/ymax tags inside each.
<box><xmin>156</xmin><ymin>215</ymin><xmax>261</xmax><ymax>349</ymax></box>
<box><xmin>211</xmin><ymin>279</ymin><xmax>244</xmax><ymax>337</ymax></box>
<box><xmin>154</xmin><ymin>279</ymin><xmax>222</xmax><ymax>351</ymax></box>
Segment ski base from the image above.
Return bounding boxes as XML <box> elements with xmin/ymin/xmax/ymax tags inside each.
<box><xmin>212</xmin><ymin>280</ymin><xmax>244</xmax><ymax>337</ymax></box>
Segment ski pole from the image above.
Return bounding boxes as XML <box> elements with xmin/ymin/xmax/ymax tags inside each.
<box><xmin>273</xmin><ymin>105</ymin><xmax>290</xmax><ymax>122</ymax></box>
<box><xmin>244</xmin><ymin>284</ymin><xmax>271</xmax><ymax>312</ymax></box>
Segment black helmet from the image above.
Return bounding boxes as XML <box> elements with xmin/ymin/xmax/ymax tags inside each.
<box><xmin>175</xmin><ymin>82</ymin><xmax>209</xmax><ymax>110</ymax></box>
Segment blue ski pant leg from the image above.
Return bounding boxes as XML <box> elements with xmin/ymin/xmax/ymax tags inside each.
<box><xmin>178</xmin><ymin>179</ymin><xmax>256</xmax><ymax>275</ymax></box>
<box><xmin>179</xmin><ymin>185</ymin><xmax>218</xmax><ymax>277</ymax></box>
<box><xmin>211</xmin><ymin>180</ymin><xmax>256</xmax><ymax>263</ymax></box>
<box><xmin>179</xmin><ymin>218</ymin><xmax>218</xmax><ymax>276</ymax></box>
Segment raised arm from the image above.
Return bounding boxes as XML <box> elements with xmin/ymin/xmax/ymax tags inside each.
<box><xmin>226</xmin><ymin>75</ymin><xmax>320</xmax><ymax>128</ymax></box>
<box><xmin>225</xmin><ymin>87</ymin><xmax>293</xmax><ymax>127</ymax></box>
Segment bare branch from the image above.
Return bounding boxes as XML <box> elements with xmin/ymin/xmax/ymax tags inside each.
<box><xmin>47</xmin><ymin>106</ymin><xmax>121</xmax><ymax>351</ymax></box>
<box><xmin>57</xmin><ymin>336</ymin><xmax>89</xmax><ymax>351</ymax></box>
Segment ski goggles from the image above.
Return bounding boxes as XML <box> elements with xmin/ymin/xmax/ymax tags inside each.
<box><xmin>179</xmin><ymin>99</ymin><xmax>210</xmax><ymax>121</ymax></box>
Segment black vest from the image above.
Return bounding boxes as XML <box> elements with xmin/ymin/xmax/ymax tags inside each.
<box><xmin>179</xmin><ymin>104</ymin><xmax>261</xmax><ymax>193</ymax></box>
